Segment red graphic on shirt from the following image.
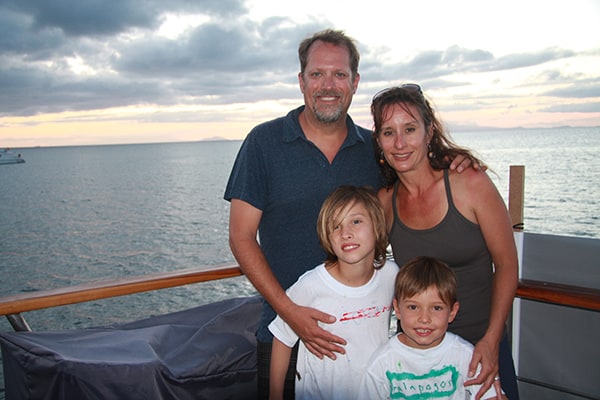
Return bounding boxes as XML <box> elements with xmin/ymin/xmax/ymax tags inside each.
<box><xmin>339</xmin><ymin>305</ymin><xmax>392</xmax><ymax>322</ymax></box>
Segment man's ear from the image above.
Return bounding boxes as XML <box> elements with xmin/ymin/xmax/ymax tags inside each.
<box><xmin>352</xmin><ymin>72</ymin><xmax>360</xmax><ymax>94</ymax></box>
<box><xmin>298</xmin><ymin>72</ymin><xmax>305</xmax><ymax>94</ymax></box>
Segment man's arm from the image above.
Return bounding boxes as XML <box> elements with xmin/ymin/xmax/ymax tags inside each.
<box><xmin>228</xmin><ymin>199</ymin><xmax>346</xmax><ymax>358</ymax></box>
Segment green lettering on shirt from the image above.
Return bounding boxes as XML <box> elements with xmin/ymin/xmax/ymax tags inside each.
<box><xmin>385</xmin><ymin>365</ymin><xmax>460</xmax><ymax>399</ymax></box>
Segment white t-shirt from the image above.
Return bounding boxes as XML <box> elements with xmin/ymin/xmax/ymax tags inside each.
<box><xmin>359</xmin><ymin>331</ymin><xmax>500</xmax><ymax>400</ymax></box>
<box><xmin>269</xmin><ymin>261</ymin><xmax>399</xmax><ymax>400</ymax></box>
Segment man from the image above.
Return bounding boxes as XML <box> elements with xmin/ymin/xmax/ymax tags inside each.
<box><xmin>224</xmin><ymin>29</ymin><xmax>471</xmax><ymax>399</ymax></box>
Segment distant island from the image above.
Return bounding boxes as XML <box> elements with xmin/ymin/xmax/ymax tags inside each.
<box><xmin>199</xmin><ymin>136</ymin><xmax>231</xmax><ymax>141</ymax></box>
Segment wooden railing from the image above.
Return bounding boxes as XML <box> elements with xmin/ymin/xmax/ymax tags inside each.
<box><xmin>516</xmin><ymin>279</ymin><xmax>600</xmax><ymax>311</ymax></box>
<box><xmin>508</xmin><ymin>165</ymin><xmax>600</xmax><ymax>311</ymax></box>
<box><xmin>0</xmin><ymin>264</ymin><xmax>244</xmax><ymax>331</ymax></box>
<box><xmin>0</xmin><ymin>264</ymin><xmax>243</xmax><ymax>316</ymax></box>
<box><xmin>1</xmin><ymin>262</ymin><xmax>599</xmax><ymax>331</ymax></box>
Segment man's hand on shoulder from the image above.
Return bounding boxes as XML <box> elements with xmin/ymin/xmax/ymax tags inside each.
<box><xmin>448</xmin><ymin>154</ymin><xmax>486</xmax><ymax>173</ymax></box>
<box><xmin>284</xmin><ymin>303</ymin><xmax>346</xmax><ymax>359</ymax></box>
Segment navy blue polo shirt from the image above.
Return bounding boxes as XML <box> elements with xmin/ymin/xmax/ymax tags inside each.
<box><xmin>224</xmin><ymin>105</ymin><xmax>381</xmax><ymax>341</ymax></box>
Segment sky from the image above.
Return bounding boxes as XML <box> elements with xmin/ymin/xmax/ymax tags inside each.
<box><xmin>1</xmin><ymin>0</ymin><xmax>599</xmax><ymax>148</ymax></box>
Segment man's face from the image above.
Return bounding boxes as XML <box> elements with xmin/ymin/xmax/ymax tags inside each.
<box><xmin>299</xmin><ymin>41</ymin><xmax>359</xmax><ymax>124</ymax></box>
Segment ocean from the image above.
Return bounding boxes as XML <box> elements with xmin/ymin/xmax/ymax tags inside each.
<box><xmin>0</xmin><ymin>126</ymin><xmax>599</xmax><ymax>395</ymax></box>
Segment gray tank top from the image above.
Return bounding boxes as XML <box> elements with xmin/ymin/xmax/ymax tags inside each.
<box><xmin>389</xmin><ymin>169</ymin><xmax>493</xmax><ymax>344</ymax></box>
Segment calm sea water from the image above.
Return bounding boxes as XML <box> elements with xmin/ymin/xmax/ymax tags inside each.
<box><xmin>0</xmin><ymin>127</ymin><xmax>599</xmax><ymax>395</ymax></box>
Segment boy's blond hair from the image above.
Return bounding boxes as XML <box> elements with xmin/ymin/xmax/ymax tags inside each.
<box><xmin>317</xmin><ymin>185</ymin><xmax>387</xmax><ymax>269</ymax></box>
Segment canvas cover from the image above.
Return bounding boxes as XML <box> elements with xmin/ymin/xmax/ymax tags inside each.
<box><xmin>0</xmin><ymin>295</ymin><xmax>261</xmax><ymax>400</ymax></box>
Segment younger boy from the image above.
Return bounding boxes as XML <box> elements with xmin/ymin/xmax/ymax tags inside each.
<box><xmin>359</xmin><ymin>256</ymin><xmax>506</xmax><ymax>400</ymax></box>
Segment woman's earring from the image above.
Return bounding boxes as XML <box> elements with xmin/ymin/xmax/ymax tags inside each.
<box><xmin>379</xmin><ymin>150</ymin><xmax>386</xmax><ymax>165</ymax></box>
<box><xmin>427</xmin><ymin>142</ymin><xmax>435</xmax><ymax>159</ymax></box>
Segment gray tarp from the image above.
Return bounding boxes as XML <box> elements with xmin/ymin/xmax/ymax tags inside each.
<box><xmin>0</xmin><ymin>296</ymin><xmax>261</xmax><ymax>400</ymax></box>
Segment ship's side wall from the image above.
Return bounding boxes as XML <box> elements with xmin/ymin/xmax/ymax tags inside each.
<box><xmin>513</xmin><ymin>233</ymin><xmax>599</xmax><ymax>399</ymax></box>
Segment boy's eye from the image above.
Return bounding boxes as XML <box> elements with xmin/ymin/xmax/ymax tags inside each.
<box><xmin>352</xmin><ymin>219</ymin><xmax>362</xmax><ymax>225</ymax></box>
<box><xmin>433</xmin><ymin>306</ymin><xmax>444</xmax><ymax>311</ymax></box>
<box><xmin>407</xmin><ymin>305</ymin><xmax>417</xmax><ymax>310</ymax></box>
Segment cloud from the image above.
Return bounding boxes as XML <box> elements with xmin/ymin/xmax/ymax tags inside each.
<box><xmin>486</xmin><ymin>48</ymin><xmax>576</xmax><ymax>71</ymax></box>
<box><xmin>114</xmin><ymin>20</ymin><xmax>299</xmax><ymax>77</ymax></box>
<box><xmin>2</xmin><ymin>0</ymin><xmax>248</xmax><ymax>37</ymax></box>
<box><xmin>543</xmin><ymin>81</ymin><xmax>600</xmax><ymax>99</ymax></box>
<box><xmin>540</xmin><ymin>102</ymin><xmax>600</xmax><ymax>113</ymax></box>
<box><xmin>0</xmin><ymin>9</ymin><xmax>66</xmax><ymax>58</ymax></box>
<box><xmin>0</xmin><ymin>0</ymin><xmax>337</xmax><ymax>117</ymax></box>
<box><xmin>0</xmin><ymin>0</ymin><xmax>598</xmax><ymax>136</ymax></box>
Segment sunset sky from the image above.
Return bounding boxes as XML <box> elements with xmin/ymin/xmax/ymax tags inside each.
<box><xmin>1</xmin><ymin>0</ymin><xmax>599</xmax><ymax>147</ymax></box>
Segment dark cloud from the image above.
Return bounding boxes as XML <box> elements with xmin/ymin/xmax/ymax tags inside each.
<box><xmin>543</xmin><ymin>81</ymin><xmax>600</xmax><ymax>98</ymax></box>
<box><xmin>359</xmin><ymin>45</ymin><xmax>579</xmax><ymax>85</ymax></box>
<box><xmin>384</xmin><ymin>46</ymin><xmax>575</xmax><ymax>77</ymax></box>
<box><xmin>0</xmin><ymin>1</ymin><xmax>319</xmax><ymax>117</ymax></box>
<box><xmin>0</xmin><ymin>9</ymin><xmax>66</xmax><ymax>58</ymax></box>
<box><xmin>114</xmin><ymin>20</ymin><xmax>300</xmax><ymax>76</ymax></box>
<box><xmin>442</xmin><ymin>46</ymin><xmax>494</xmax><ymax>65</ymax></box>
<box><xmin>0</xmin><ymin>64</ymin><xmax>168</xmax><ymax>116</ymax></box>
<box><xmin>3</xmin><ymin>0</ymin><xmax>248</xmax><ymax>37</ymax></box>
<box><xmin>488</xmin><ymin>48</ymin><xmax>575</xmax><ymax>71</ymax></box>
<box><xmin>0</xmin><ymin>0</ymin><xmax>597</xmax><ymax>121</ymax></box>
<box><xmin>541</xmin><ymin>102</ymin><xmax>600</xmax><ymax>113</ymax></box>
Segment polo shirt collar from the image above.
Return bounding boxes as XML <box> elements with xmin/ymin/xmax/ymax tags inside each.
<box><xmin>283</xmin><ymin>105</ymin><xmax>368</xmax><ymax>146</ymax></box>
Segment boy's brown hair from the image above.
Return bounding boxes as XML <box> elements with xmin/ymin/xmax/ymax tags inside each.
<box><xmin>395</xmin><ymin>256</ymin><xmax>457</xmax><ymax>306</ymax></box>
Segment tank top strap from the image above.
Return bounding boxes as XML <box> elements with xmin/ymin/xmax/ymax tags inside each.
<box><xmin>392</xmin><ymin>181</ymin><xmax>401</xmax><ymax>226</ymax></box>
<box><xmin>442</xmin><ymin>168</ymin><xmax>456</xmax><ymax>211</ymax></box>
<box><xmin>393</xmin><ymin>169</ymin><xmax>455</xmax><ymax>226</ymax></box>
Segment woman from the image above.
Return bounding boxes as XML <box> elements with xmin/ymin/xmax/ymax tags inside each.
<box><xmin>372</xmin><ymin>84</ymin><xmax>519</xmax><ymax>399</ymax></box>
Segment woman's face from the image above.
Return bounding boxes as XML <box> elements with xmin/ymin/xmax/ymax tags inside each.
<box><xmin>377</xmin><ymin>102</ymin><xmax>431</xmax><ymax>174</ymax></box>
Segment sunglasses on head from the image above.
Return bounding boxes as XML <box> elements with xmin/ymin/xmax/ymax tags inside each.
<box><xmin>400</xmin><ymin>83</ymin><xmax>422</xmax><ymax>93</ymax></box>
<box><xmin>372</xmin><ymin>83</ymin><xmax>423</xmax><ymax>102</ymax></box>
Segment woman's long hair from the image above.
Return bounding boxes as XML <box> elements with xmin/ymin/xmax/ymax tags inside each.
<box><xmin>371</xmin><ymin>85</ymin><xmax>485</xmax><ymax>188</ymax></box>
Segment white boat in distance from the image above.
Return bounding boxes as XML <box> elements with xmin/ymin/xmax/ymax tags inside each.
<box><xmin>0</xmin><ymin>149</ymin><xmax>25</xmax><ymax>165</ymax></box>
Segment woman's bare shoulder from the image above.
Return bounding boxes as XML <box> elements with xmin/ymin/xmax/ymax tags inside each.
<box><xmin>449</xmin><ymin>167</ymin><xmax>493</xmax><ymax>191</ymax></box>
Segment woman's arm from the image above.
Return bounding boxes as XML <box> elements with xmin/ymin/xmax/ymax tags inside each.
<box><xmin>457</xmin><ymin>171</ymin><xmax>518</xmax><ymax>399</ymax></box>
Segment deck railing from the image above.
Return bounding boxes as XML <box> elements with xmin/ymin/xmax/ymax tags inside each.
<box><xmin>0</xmin><ymin>264</ymin><xmax>244</xmax><ymax>331</ymax></box>
<box><xmin>1</xmin><ymin>261</ymin><xmax>599</xmax><ymax>332</ymax></box>
<box><xmin>516</xmin><ymin>279</ymin><xmax>600</xmax><ymax>312</ymax></box>
<box><xmin>507</xmin><ymin>166</ymin><xmax>599</xmax><ymax>311</ymax></box>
